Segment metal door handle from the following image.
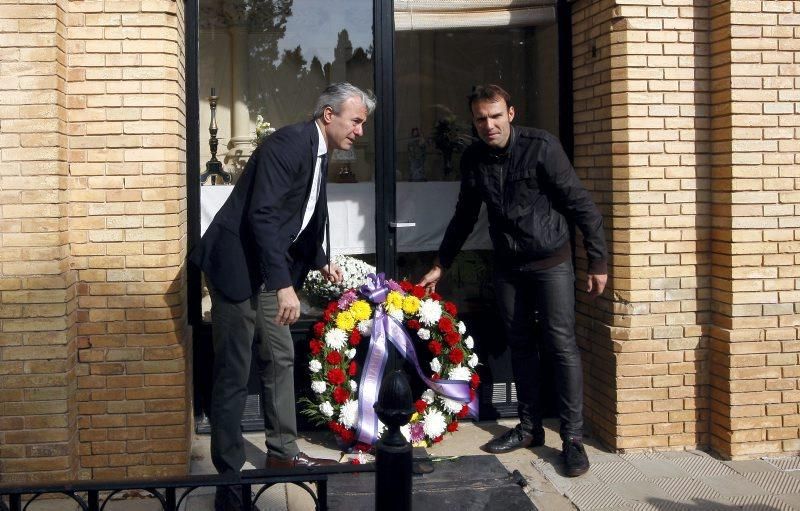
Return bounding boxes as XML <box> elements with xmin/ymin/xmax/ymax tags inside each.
<box><xmin>389</xmin><ymin>221</ymin><xmax>416</xmax><ymax>228</ymax></box>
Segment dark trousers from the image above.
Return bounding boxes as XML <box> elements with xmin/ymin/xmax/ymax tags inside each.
<box><xmin>208</xmin><ymin>285</ymin><xmax>299</xmax><ymax>474</ymax></box>
<box><xmin>493</xmin><ymin>260</ymin><xmax>584</xmax><ymax>441</ymax></box>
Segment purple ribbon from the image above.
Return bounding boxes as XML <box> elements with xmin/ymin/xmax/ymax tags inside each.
<box><xmin>354</xmin><ymin>276</ymin><xmax>479</xmax><ymax>446</ymax></box>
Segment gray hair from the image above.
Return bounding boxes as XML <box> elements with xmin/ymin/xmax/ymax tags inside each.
<box><xmin>312</xmin><ymin>82</ymin><xmax>376</xmax><ymax>119</ymax></box>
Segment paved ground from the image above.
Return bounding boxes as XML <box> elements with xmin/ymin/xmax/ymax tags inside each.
<box><xmin>12</xmin><ymin>418</ymin><xmax>800</xmax><ymax>510</ymax></box>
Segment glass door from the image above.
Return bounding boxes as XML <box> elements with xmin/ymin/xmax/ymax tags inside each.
<box><xmin>195</xmin><ymin>0</ymin><xmax>377</xmax><ymax>321</ymax></box>
<box><xmin>392</xmin><ymin>3</ymin><xmax>561</xmax><ymax>417</ymax></box>
<box><xmin>393</xmin><ymin>6</ymin><xmax>559</xmax><ymax>312</ymax></box>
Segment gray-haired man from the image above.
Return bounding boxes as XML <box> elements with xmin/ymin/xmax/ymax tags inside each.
<box><xmin>190</xmin><ymin>83</ymin><xmax>376</xmax><ymax>509</ymax></box>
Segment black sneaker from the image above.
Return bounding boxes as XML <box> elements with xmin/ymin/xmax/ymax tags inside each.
<box><xmin>562</xmin><ymin>438</ymin><xmax>590</xmax><ymax>477</ymax></box>
<box><xmin>481</xmin><ymin>424</ymin><xmax>546</xmax><ymax>454</ymax></box>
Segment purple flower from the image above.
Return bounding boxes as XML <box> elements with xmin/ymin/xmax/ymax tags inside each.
<box><xmin>410</xmin><ymin>422</ymin><xmax>425</xmax><ymax>443</ymax></box>
<box><xmin>338</xmin><ymin>290</ymin><xmax>358</xmax><ymax>310</ymax></box>
<box><xmin>387</xmin><ymin>280</ymin><xmax>403</xmax><ymax>292</ymax></box>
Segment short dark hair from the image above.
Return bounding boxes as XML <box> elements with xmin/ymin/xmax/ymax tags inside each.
<box><xmin>467</xmin><ymin>84</ymin><xmax>513</xmax><ymax>111</ymax></box>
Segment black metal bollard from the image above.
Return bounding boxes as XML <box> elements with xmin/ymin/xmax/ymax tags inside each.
<box><xmin>374</xmin><ymin>370</ymin><xmax>414</xmax><ymax>511</ymax></box>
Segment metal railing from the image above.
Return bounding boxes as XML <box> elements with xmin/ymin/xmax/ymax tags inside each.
<box><xmin>0</xmin><ymin>371</ymin><xmax>415</xmax><ymax>511</ymax></box>
<box><xmin>0</xmin><ymin>464</ymin><xmax>373</xmax><ymax>511</ymax></box>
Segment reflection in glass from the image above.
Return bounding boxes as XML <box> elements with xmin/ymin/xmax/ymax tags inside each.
<box><xmin>197</xmin><ymin>0</ymin><xmax>376</xmax><ymax>321</ymax></box>
<box><xmin>395</xmin><ymin>21</ymin><xmax>560</xmax><ymax>313</ymax></box>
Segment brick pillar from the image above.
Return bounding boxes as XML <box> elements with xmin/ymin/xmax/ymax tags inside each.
<box><xmin>573</xmin><ymin>0</ymin><xmax>714</xmax><ymax>451</ymax></box>
<box><xmin>0</xmin><ymin>1</ymin><xmax>78</xmax><ymax>483</ymax></box>
<box><xmin>67</xmin><ymin>0</ymin><xmax>190</xmax><ymax>478</ymax></box>
<box><xmin>709</xmin><ymin>0</ymin><xmax>800</xmax><ymax>459</ymax></box>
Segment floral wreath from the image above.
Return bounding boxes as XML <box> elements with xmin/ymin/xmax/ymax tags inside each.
<box><xmin>300</xmin><ymin>274</ymin><xmax>481</xmax><ymax>449</ymax></box>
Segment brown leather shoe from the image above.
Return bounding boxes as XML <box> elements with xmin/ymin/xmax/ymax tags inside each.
<box><xmin>266</xmin><ymin>451</ymin><xmax>339</xmax><ymax>469</ymax></box>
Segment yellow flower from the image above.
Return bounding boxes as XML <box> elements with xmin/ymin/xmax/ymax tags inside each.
<box><xmin>335</xmin><ymin>311</ymin><xmax>356</xmax><ymax>331</ymax></box>
<box><xmin>402</xmin><ymin>295</ymin><xmax>420</xmax><ymax>315</ymax></box>
<box><xmin>411</xmin><ymin>412</ymin><xmax>420</xmax><ymax>422</ymax></box>
<box><xmin>385</xmin><ymin>291</ymin><xmax>404</xmax><ymax>311</ymax></box>
<box><xmin>349</xmin><ymin>300</ymin><xmax>372</xmax><ymax>321</ymax></box>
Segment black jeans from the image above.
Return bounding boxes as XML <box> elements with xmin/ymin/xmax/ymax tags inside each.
<box><xmin>494</xmin><ymin>260</ymin><xmax>584</xmax><ymax>441</ymax></box>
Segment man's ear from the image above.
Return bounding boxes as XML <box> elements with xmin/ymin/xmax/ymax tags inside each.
<box><xmin>321</xmin><ymin>105</ymin><xmax>334</xmax><ymax>124</ymax></box>
<box><xmin>508</xmin><ymin>106</ymin><xmax>515</xmax><ymax>123</ymax></box>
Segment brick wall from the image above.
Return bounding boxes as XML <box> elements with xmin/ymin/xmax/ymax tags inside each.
<box><xmin>0</xmin><ymin>0</ymin><xmax>78</xmax><ymax>483</ymax></box>
<box><xmin>709</xmin><ymin>0</ymin><xmax>800</xmax><ymax>459</ymax></box>
<box><xmin>574</xmin><ymin>0</ymin><xmax>715</xmax><ymax>451</ymax></box>
<box><xmin>574</xmin><ymin>0</ymin><xmax>800</xmax><ymax>458</ymax></box>
<box><xmin>0</xmin><ymin>0</ymin><xmax>190</xmax><ymax>482</ymax></box>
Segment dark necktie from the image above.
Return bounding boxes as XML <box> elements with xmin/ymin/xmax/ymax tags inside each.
<box><xmin>319</xmin><ymin>154</ymin><xmax>331</xmax><ymax>268</ymax></box>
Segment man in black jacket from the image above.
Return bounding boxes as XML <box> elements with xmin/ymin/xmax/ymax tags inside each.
<box><xmin>190</xmin><ymin>83</ymin><xmax>375</xmax><ymax>508</ymax></box>
<box><xmin>419</xmin><ymin>84</ymin><xmax>607</xmax><ymax>477</ymax></box>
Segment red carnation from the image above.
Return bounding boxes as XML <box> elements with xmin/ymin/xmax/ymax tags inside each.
<box><xmin>333</xmin><ymin>386</ymin><xmax>350</xmax><ymax>404</ymax></box>
<box><xmin>431</xmin><ymin>373</ymin><xmax>440</xmax><ymax>381</ymax></box>
<box><xmin>430</xmin><ymin>292</ymin><xmax>442</xmax><ymax>301</ymax></box>
<box><xmin>326</xmin><ymin>301</ymin><xmax>338</xmax><ymax>313</ymax></box>
<box><xmin>399</xmin><ymin>280</ymin><xmax>413</xmax><ymax>292</ymax></box>
<box><xmin>457</xmin><ymin>405</ymin><xmax>469</xmax><ymax>418</ymax></box>
<box><xmin>326</xmin><ymin>351</ymin><xmax>342</xmax><ymax>365</ymax></box>
<box><xmin>327</xmin><ymin>368</ymin><xmax>346</xmax><ymax>385</ymax></box>
<box><xmin>444</xmin><ymin>331</ymin><xmax>460</xmax><ymax>347</ymax></box>
<box><xmin>448</xmin><ymin>348</ymin><xmax>464</xmax><ymax>364</ymax></box>
<box><xmin>433</xmin><ymin>435</ymin><xmax>443</xmax><ymax>444</ymax></box>
<box><xmin>428</xmin><ymin>340</ymin><xmax>442</xmax><ymax>356</ymax></box>
<box><xmin>340</xmin><ymin>428</ymin><xmax>355</xmax><ymax>444</ymax></box>
<box><xmin>348</xmin><ymin>360</ymin><xmax>358</xmax><ymax>376</ymax></box>
<box><xmin>447</xmin><ymin>421</ymin><xmax>459</xmax><ymax>433</ymax></box>
<box><xmin>354</xmin><ymin>442</ymin><xmax>372</xmax><ymax>453</ymax></box>
<box><xmin>328</xmin><ymin>421</ymin><xmax>341</xmax><ymax>433</ymax></box>
<box><xmin>470</xmin><ymin>388</ymin><xmax>476</xmax><ymax>400</ymax></box>
<box><xmin>414</xmin><ymin>399</ymin><xmax>428</xmax><ymax>413</ymax></box>
<box><xmin>444</xmin><ymin>301</ymin><xmax>457</xmax><ymax>315</ymax></box>
<box><xmin>309</xmin><ymin>339</ymin><xmax>323</xmax><ymax>355</ymax></box>
<box><xmin>470</xmin><ymin>373</ymin><xmax>481</xmax><ymax>389</ymax></box>
<box><xmin>406</xmin><ymin>319</ymin><xmax>420</xmax><ymax>330</ymax></box>
<box><xmin>349</xmin><ymin>330</ymin><xmax>361</xmax><ymax>346</ymax></box>
<box><xmin>323</xmin><ymin>310</ymin><xmax>333</xmax><ymax>322</ymax></box>
<box><xmin>313</xmin><ymin>322</ymin><xmax>325</xmax><ymax>337</ymax></box>
<box><xmin>438</xmin><ymin>317</ymin><xmax>453</xmax><ymax>333</ymax></box>
<box><xmin>350</xmin><ymin>458</ymin><xmax>361</xmax><ymax>465</ymax></box>
<box><xmin>412</xmin><ymin>285</ymin><xmax>425</xmax><ymax>298</ymax></box>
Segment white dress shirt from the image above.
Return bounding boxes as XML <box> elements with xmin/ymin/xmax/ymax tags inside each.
<box><xmin>299</xmin><ymin>121</ymin><xmax>327</xmax><ymax>235</ymax></box>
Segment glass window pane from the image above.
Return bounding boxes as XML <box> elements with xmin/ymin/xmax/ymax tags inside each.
<box><xmin>197</xmin><ymin>0</ymin><xmax>375</xmax><ymax>321</ymax></box>
<box><xmin>395</xmin><ymin>21</ymin><xmax>560</xmax><ymax>313</ymax></box>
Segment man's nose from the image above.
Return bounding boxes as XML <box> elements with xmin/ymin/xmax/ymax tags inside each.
<box><xmin>354</xmin><ymin>124</ymin><xmax>364</xmax><ymax>137</ymax></box>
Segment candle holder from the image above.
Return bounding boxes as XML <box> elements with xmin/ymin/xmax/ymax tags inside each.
<box><xmin>200</xmin><ymin>87</ymin><xmax>232</xmax><ymax>185</ymax></box>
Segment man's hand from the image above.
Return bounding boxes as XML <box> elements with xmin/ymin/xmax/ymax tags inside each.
<box><xmin>320</xmin><ymin>262</ymin><xmax>344</xmax><ymax>284</ymax></box>
<box><xmin>418</xmin><ymin>264</ymin><xmax>443</xmax><ymax>294</ymax></box>
<box><xmin>587</xmin><ymin>274</ymin><xmax>607</xmax><ymax>298</ymax></box>
<box><xmin>276</xmin><ymin>286</ymin><xmax>301</xmax><ymax>325</ymax></box>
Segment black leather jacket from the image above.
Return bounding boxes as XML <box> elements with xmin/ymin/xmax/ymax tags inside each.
<box><xmin>438</xmin><ymin>126</ymin><xmax>607</xmax><ymax>274</ymax></box>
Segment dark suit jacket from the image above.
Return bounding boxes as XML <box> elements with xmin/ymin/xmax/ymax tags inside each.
<box><xmin>190</xmin><ymin>121</ymin><xmax>328</xmax><ymax>302</ymax></box>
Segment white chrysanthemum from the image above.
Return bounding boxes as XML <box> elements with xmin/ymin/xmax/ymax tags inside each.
<box><xmin>463</xmin><ymin>335</ymin><xmax>474</xmax><ymax>349</ymax></box>
<box><xmin>388</xmin><ymin>308</ymin><xmax>404</xmax><ymax>321</ymax></box>
<box><xmin>430</xmin><ymin>357</ymin><xmax>442</xmax><ymax>373</ymax></box>
<box><xmin>400</xmin><ymin>424</ymin><xmax>411</xmax><ymax>442</ymax></box>
<box><xmin>309</xmin><ymin>359</ymin><xmax>322</xmax><ymax>373</ymax></box>
<box><xmin>421</xmin><ymin>389</ymin><xmax>435</xmax><ymax>404</ymax></box>
<box><xmin>440</xmin><ymin>396</ymin><xmax>464</xmax><ymax>414</ymax></box>
<box><xmin>325</xmin><ymin>328</ymin><xmax>348</xmax><ymax>350</ymax></box>
<box><xmin>349</xmin><ymin>379</ymin><xmax>358</xmax><ymax>392</ymax></box>
<box><xmin>345</xmin><ymin>348</ymin><xmax>357</xmax><ymax>360</ymax></box>
<box><xmin>448</xmin><ymin>365</ymin><xmax>471</xmax><ymax>381</ymax></box>
<box><xmin>457</xmin><ymin>321</ymin><xmax>466</xmax><ymax>334</ymax></box>
<box><xmin>311</xmin><ymin>380</ymin><xmax>326</xmax><ymax>394</ymax></box>
<box><xmin>468</xmin><ymin>353</ymin><xmax>479</xmax><ymax>368</ymax></box>
<box><xmin>417</xmin><ymin>328</ymin><xmax>431</xmax><ymax>340</ymax></box>
<box><xmin>417</xmin><ymin>299</ymin><xmax>442</xmax><ymax>326</ymax></box>
<box><xmin>338</xmin><ymin>399</ymin><xmax>359</xmax><ymax>429</ymax></box>
<box><xmin>319</xmin><ymin>401</ymin><xmax>334</xmax><ymax>417</ymax></box>
<box><xmin>378</xmin><ymin>420</ymin><xmax>387</xmax><ymax>436</ymax></box>
<box><xmin>422</xmin><ymin>408</ymin><xmax>447</xmax><ymax>438</ymax></box>
<box><xmin>357</xmin><ymin>319</ymin><xmax>372</xmax><ymax>336</ymax></box>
